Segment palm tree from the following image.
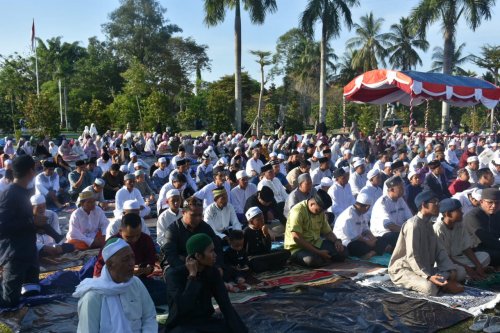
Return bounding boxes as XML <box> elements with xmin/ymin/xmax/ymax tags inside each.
<box><xmin>411</xmin><ymin>0</ymin><xmax>495</xmax><ymax>130</ymax></box>
<box><xmin>334</xmin><ymin>49</ymin><xmax>362</xmax><ymax>85</ymax></box>
<box><xmin>249</xmin><ymin>50</ymin><xmax>272</xmax><ymax>137</ymax></box>
<box><xmin>203</xmin><ymin>0</ymin><xmax>277</xmax><ymax>132</ymax></box>
<box><xmin>300</xmin><ymin>0</ymin><xmax>358</xmax><ymax>127</ymax></box>
<box><xmin>430</xmin><ymin>42</ymin><xmax>472</xmax><ymax>76</ymax></box>
<box><xmin>472</xmin><ymin>44</ymin><xmax>500</xmax><ymax>86</ymax></box>
<box><xmin>386</xmin><ymin>17</ymin><xmax>429</xmax><ymax>70</ymax></box>
<box><xmin>346</xmin><ymin>12</ymin><xmax>392</xmax><ymax>72</ymax></box>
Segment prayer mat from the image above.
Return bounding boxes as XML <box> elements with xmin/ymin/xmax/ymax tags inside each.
<box><xmin>20</xmin><ymin>297</ymin><xmax>79</xmax><ymax>333</ymax></box>
<box><xmin>234</xmin><ymin>280</ymin><xmax>471</xmax><ymax>333</ymax></box>
<box><xmin>255</xmin><ymin>265</ymin><xmax>335</xmax><ymax>288</ymax></box>
<box><xmin>348</xmin><ymin>252</ymin><xmax>392</xmax><ymax>267</ymax></box>
<box><xmin>314</xmin><ymin>259</ymin><xmax>386</xmax><ymax>278</ymax></box>
<box><xmin>357</xmin><ymin>274</ymin><xmax>500</xmax><ymax>315</ymax></box>
<box><xmin>39</xmin><ymin>248</ymin><xmax>100</xmax><ymax>273</ymax></box>
<box><xmin>466</xmin><ymin>272</ymin><xmax>500</xmax><ymax>292</ymax></box>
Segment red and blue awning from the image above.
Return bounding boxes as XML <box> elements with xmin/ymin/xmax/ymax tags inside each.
<box><xmin>343</xmin><ymin>69</ymin><xmax>500</xmax><ymax>109</ymax></box>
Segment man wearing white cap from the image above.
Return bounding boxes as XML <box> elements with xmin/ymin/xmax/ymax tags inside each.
<box><xmin>466</xmin><ymin>156</ymin><xmax>480</xmax><ymax>185</ymax></box>
<box><xmin>230</xmin><ymin>170</ymin><xmax>257</xmax><ymax>222</ymax></box>
<box><xmin>316</xmin><ymin>177</ymin><xmax>333</xmax><ymax>192</ymax></box>
<box><xmin>74</xmin><ymin>237</ymin><xmax>157</xmax><ymax>333</ymax></box>
<box><xmin>195</xmin><ymin>153</ymin><xmax>213</xmax><ymax>187</ymax></box>
<box><xmin>152</xmin><ymin>157</ymin><xmax>172</xmax><ymax>189</ymax></box>
<box><xmin>171</xmin><ymin>145</ymin><xmax>186</xmax><ymax>169</ymax></box>
<box><xmin>489</xmin><ymin>157</ymin><xmax>500</xmax><ymax>186</ymax></box>
<box><xmin>245</xmin><ymin>147</ymin><xmax>264</xmax><ymax>178</ymax></box>
<box><xmin>106</xmin><ymin>199</ymin><xmax>151</xmax><ymax>239</ymax></box>
<box><xmin>67</xmin><ymin>191</ymin><xmax>109</xmax><ymax>250</ymax></box>
<box><xmin>335</xmin><ymin>149</ymin><xmax>352</xmax><ymax>169</ymax></box>
<box><xmin>114</xmin><ymin>174</ymin><xmax>150</xmax><ymax>219</ymax></box>
<box><xmin>445</xmin><ymin>140</ymin><xmax>459</xmax><ymax>167</ymax></box>
<box><xmin>452</xmin><ymin>188</ymin><xmax>482</xmax><ymax>216</ymax></box>
<box><xmin>328</xmin><ymin>168</ymin><xmax>355</xmax><ymax>221</ymax></box>
<box><xmin>286</xmin><ymin>160</ymin><xmax>311</xmax><ymax>190</ymax></box>
<box><xmin>334</xmin><ymin>193</ymin><xmax>389</xmax><ymax>259</ymax></box>
<box><xmin>157</xmin><ymin>189</ymin><xmax>183</xmax><ymax>246</ymax></box>
<box><xmin>358</xmin><ymin>168</ymin><xmax>383</xmax><ymax>219</ymax></box>
<box><xmin>349</xmin><ymin>159</ymin><xmax>367</xmax><ymax>197</ymax></box>
<box><xmin>308</xmin><ymin>150</ymin><xmax>322</xmax><ymax>171</ymax></box>
<box><xmin>83</xmin><ymin>178</ymin><xmax>107</xmax><ymax>209</ymax></box>
<box><xmin>459</xmin><ymin>142</ymin><xmax>476</xmax><ymax>169</ymax></box>
<box><xmin>127</xmin><ymin>151</ymin><xmax>142</xmax><ymax>174</ymax></box>
<box><xmin>169</xmin><ymin>158</ymin><xmax>198</xmax><ymax>191</ymax></box>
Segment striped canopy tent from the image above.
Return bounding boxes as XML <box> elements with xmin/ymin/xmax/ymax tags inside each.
<box><xmin>342</xmin><ymin>69</ymin><xmax>500</xmax><ymax>130</ymax></box>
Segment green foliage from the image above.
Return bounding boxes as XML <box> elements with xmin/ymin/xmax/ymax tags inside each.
<box><xmin>283</xmin><ymin>101</ymin><xmax>305</xmax><ymax>134</ymax></box>
<box><xmin>79</xmin><ymin>99</ymin><xmax>112</xmax><ymax>132</ymax></box>
<box><xmin>22</xmin><ymin>93</ymin><xmax>60</xmax><ymax>138</ymax></box>
<box><xmin>106</xmin><ymin>93</ymin><xmax>138</xmax><ymax>130</ymax></box>
<box><xmin>178</xmin><ymin>93</ymin><xmax>206</xmax><ymax>130</ymax></box>
<box><xmin>143</xmin><ymin>90</ymin><xmax>178</xmax><ymax>132</ymax></box>
<box><xmin>205</xmin><ymin>88</ymin><xmax>234</xmax><ymax>133</ymax></box>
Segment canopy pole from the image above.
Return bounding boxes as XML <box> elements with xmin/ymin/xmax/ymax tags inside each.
<box><xmin>409</xmin><ymin>96</ymin><xmax>415</xmax><ymax>133</ymax></box>
<box><xmin>342</xmin><ymin>96</ymin><xmax>346</xmax><ymax>132</ymax></box>
<box><xmin>425</xmin><ymin>99</ymin><xmax>429</xmax><ymax>132</ymax></box>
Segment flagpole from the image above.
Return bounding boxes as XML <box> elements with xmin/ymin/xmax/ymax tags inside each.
<box><xmin>32</xmin><ymin>19</ymin><xmax>40</xmax><ymax>97</ymax></box>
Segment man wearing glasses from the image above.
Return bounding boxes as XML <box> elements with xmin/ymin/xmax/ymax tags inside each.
<box><xmin>464</xmin><ymin>188</ymin><xmax>500</xmax><ymax>267</ymax></box>
<box><xmin>389</xmin><ymin>190</ymin><xmax>464</xmax><ymax>296</ymax></box>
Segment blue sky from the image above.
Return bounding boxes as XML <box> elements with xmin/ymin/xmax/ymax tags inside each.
<box><xmin>1</xmin><ymin>0</ymin><xmax>498</xmax><ymax>85</ymax></box>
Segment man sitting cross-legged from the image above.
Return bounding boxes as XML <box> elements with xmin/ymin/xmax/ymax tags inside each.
<box><xmin>433</xmin><ymin>198</ymin><xmax>490</xmax><ymax>281</ymax></box>
<box><xmin>284</xmin><ymin>189</ymin><xmax>346</xmax><ymax>268</ymax></box>
<box><xmin>389</xmin><ymin>190</ymin><xmax>464</xmax><ymax>296</ymax></box>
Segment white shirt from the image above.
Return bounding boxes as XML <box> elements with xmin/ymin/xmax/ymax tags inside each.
<box><xmin>349</xmin><ymin>172</ymin><xmax>367</xmax><ymax>196</ymax></box>
<box><xmin>34</xmin><ymin>172</ymin><xmax>60</xmax><ymax>196</ymax></box>
<box><xmin>204</xmin><ymin>203</ymin><xmax>241</xmax><ymax>239</ymax></box>
<box><xmin>36</xmin><ymin>210</ymin><xmax>61</xmax><ymax>251</ymax></box>
<box><xmin>230</xmin><ymin>183</ymin><xmax>257</xmax><ymax>214</ymax></box>
<box><xmin>105</xmin><ymin>215</ymin><xmax>150</xmax><ymax>239</ymax></box>
<box><xmin>409</xmin><ymin>155</ymin><xmax>427</xmax><ymax>172</ymax></box>
<box><xmin>156</xmin><ymin>208</ymin><xmax>182</xmax><ymax>246</ymax></box>
<box><xmin>334</xmin><ymin>205</ymin><xmax>370</xmax><ymax>246</ymax></box>
<box><xmin>152</xmin><ymin>166</ymin><xmax>173</xmax><ymax>183</ymax></box>
<box><xmin>245</xmin><ymin>158</ymin><xmax>264</xmax><ymax>176</ymax></box>
<box><xmin>358</xmin><ymin>182</ymin><xmax>383</xmax><ymax>219</ymax></box>
<box><xmin>466</xmin><ymin>166</ymin><xmax>478</xmax><ymax>184</ymax></box>
<box><xmin>114</xmin><ymin>187</ymin><xmax>148</xmax><ymax>218</ymax></box>
<box><xmin>327</xmin><ymin>182</ymin><xmax>355</xmax><ymax>218</ymax></box>
<box><xmin>310</xmin><ymin>168</ymin><xmax>332</xmax><ymax>186</ymax></box>
<box><xmin>258</xmin><ymin>177</ymin><xmax>288</xmax><ymax>203</ymax></box>
<box><xmin>97</xmin><ymin>158</ymin><xmax>112</xmax><ymax>174</ymax></box>
<box><xmin>445</xmin><ymin>149</ymin><xmax>459</xmax><ymax>165</ymax></box>
<box><xmin>370</xmin><ymin>195</ymin><xmax>412</xmax><ymax>237</ymax></box>
<box><xmin>66</xmin><ymin>206</ymin><xmax>109</xmax><ymax>246</ymax></box>
<box><xmin>452</xmin><ymin>190</ymin><xmax>476</xmax><ymax>216</ymax></box>
<box><xmin>169</xmin><ymin>169</ymin><xmax>198</xmax><ymax>191</ymax></box>
<box><xmin>157</xmin><ymin>182</ymin><xmax>186</xmax><ymax>214</ymax></box>
<box><xmin>194</xmin><ymin>181</ymin><xmax>232</xmax><ymax>209</ymax></box>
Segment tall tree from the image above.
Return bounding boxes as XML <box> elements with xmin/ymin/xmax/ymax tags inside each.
<box><xmin>386</xmin><ymin>17</ymin><xmax>429</xmax><ymax>70</ymax></box>
<box><xmin>411</xmin><ymin>0</ymin><xmax>496</xmax><ymax>130</ymax></box>
<box><xmin>334</xmin><ymin>49</ymin><xmax>361</xmax><ymax>85</ymax></box>
<box><xmin>346</xmin><ymin>12</ymin><xmax>392</xmax><ymax>72</ymax></box>
<box><xmin>430</xmin><ymin>42</ymin><xmax>472</xmax><ymax>76</ymax></box>
<box><xmin>300</xmin><ymin>0</ymin><xmax>358</xmax><ymax>127</ymax></box>
<box><xmin>249</xmin><ymin>50</ymin><xmax>272</xmax><ymax>137</ymax></box>
<box><xmin>203</xmin><ymin>0</ymin><xmax>278</xmax><ymax>132</ymax></box>
<box><xmin>472</xmin><ymin>44</ymin><xmax>500</xmax><ymax>86</ymax></box>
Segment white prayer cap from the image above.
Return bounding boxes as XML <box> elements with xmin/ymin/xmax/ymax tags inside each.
<box><xmin>493</xmin><ymin>157</ymin><xmax>500</xmax><ymax>165</ymax></box>
<box><xmin>408</xmin><ymin>170</ymin><xmax>418</xmax><ymax>180</ymax></box>
<box><xmin>217</xmin><ymin>157</ymin><xmax>227</xmax><ymax>165</ymax></box>
<box><xmin>468</xmin><ymin>142</ymin><xmax>476</xmax><ymax>149</ymax></box>
<box><xmin>384</xmin><ymin>162</ymin><xmax>392</xmax><ymax>168</ymax></box>
<box><xmin>298</xmin><ymin>148</ymin><xmax>304</xmax><ymax>154</ymax></box>
<box><xmin>130</xmin><ymin>152</ymin><xmax>137</xmax><ymax>158</ymax></box>
<box><xmin>4</xmin><ymin>159</ymin><xmax>12</xmax><ymax>166</ymax></box>
<box><xmin>158</xmin><ymin>157</ymin><xmax>166</xmax><ymax>164</ymax></box>
<box><xmin>166</xmin><ymin>189</ymin><xmax>180</xmax><ymax>200</ymax></box>
<box><xmin>367</xmin><ymin>168</ymin><xmax>380</xmax><ymax>180</ymax></box>
<box><xmin>30</xmin><ymin>193</ymin><xmax>45</xmax><ymax>206</ymax></box>
<box><xmin>343</xmin><ymin>149</ymin><xmax>351</xmax><ymax>155</ymax></box>
<box><xmin>234</xmin><ymin>146</ymin><xmax>241</xmax><ymax>152</ymax></box>
<box><xmin>320</xmin><ymin>177</ymin><xmax>333</xmax><ymax>187</ymax></box>
<box><xmin>123</xmin><ymin>199</ymin><xmax>140</xmax><ymax>210</ymax></box>
<box><xmin>356</xmin><ymin>192</ymin><xmax>371</xmax><ymax>206</ymax></box>
<box><xmin>236</xmin><ymin>170</ymin><xmax>248</xmax><ymax>180</ymax></box>
<box><xmin>103</xmin><ymin>238</ymin><xmax>130</xmax><ymax>262</ymax></box>
<box><xmin>492</xmin><ymin>142</ymin><xmax>498</xmax><ymax>147</ymax></box>
<box><xmin>448</xmin><ymin>140</ymin><xmax>456</xmax><ymax>146</ymax></box>
<box><xmin>313</xmin><ymin>151</ymin><xmax>322</xmax><ymax>158</ymax></box>
<box><xmin>353</xmin><ymin>159</ymin><xmax>365</xmax><ymax>169</ymax></box>
<box><xmin>119</xmin><ymin>165</ymin><xmax>128</xmax><ymax>173</ymax></box>
<box><xmin>207</xmin><ymin>146</ymin><xmax>213</xmax><ymax>151</ymax></box>
<box><xmin>245</xmin><ymin>206</ymin><xmax>262</xmax><ymax>221</ymax></box>
<box><xmin>269</xmin><ymin>152</ymin><xmax>277</xmax><ymax>158</ymax></box>
<box><xmin>471</xmin><ymin>189</ymin><xmax>482</xmax><ymax>201</ymax></box>
<box><xmin>94</xmin><ymin>178</ymin><xmax>105</xmax><ymax>186</ymax></box>
<box><xmin>133</xmin><ymin>162</ymin><xmax>141</xmax><ymax>168</ymax></box>
<box><xmin>467</xmin><ymin>156</ymin><xmax>479</xmax><ymax>163</ymax></box>
<box><xmin>277</xmin><ymin>153</ymin><xmax>286</xmax><ymax>160</ymax></box>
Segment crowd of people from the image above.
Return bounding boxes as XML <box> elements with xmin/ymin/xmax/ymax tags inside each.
<box><xmin>0</xmin><ymin>123</ymin><xmax>500</xmax><ymax>332</ymax></box>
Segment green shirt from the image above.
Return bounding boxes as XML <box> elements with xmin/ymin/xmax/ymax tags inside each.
<box><xmin>284</xmin><ymin>200</ymin><xmax>332</xmax><ymax>254</ymax></box>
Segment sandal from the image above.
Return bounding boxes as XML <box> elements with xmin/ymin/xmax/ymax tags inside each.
<box><xmin>469</xmin><ymin>314</ymin><xmax>490</xmax><ymax>332</ymax></box>
<box><xmin>484</xmin><ymin>316</ymin><xmax>500</xmax><ymax>333</ymax></box>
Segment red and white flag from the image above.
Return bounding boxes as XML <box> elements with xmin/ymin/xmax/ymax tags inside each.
<box><xmin>31</xmin><ymin>19</ymin><xmax>35</xmax><ymax>51</ymax></box>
